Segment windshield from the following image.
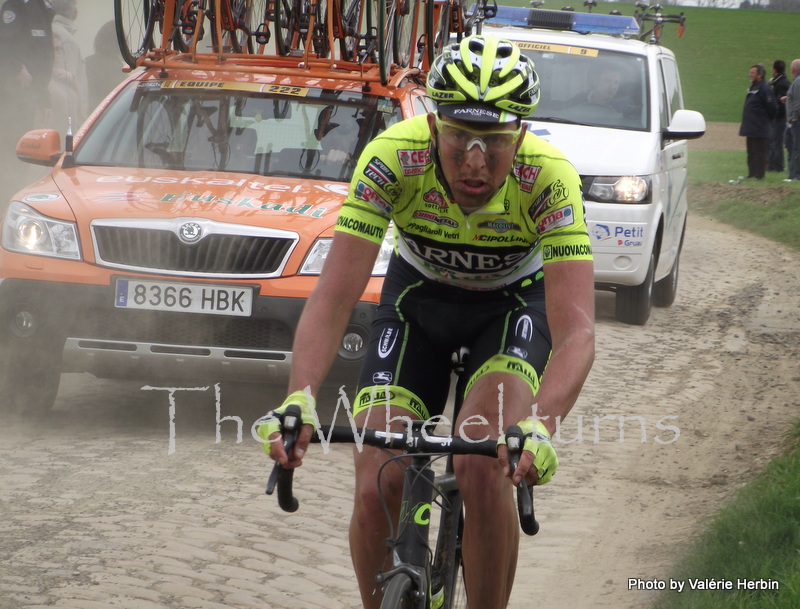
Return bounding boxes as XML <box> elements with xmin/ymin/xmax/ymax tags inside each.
<box><xmin>517</xmin><ymin>43</ymin><xmax>649</xmax><ymax>131</ymax></box>
<box><xmin>74</xmin><ymin>79</ymin><xmax>404</xmax><ymax>181</ymax></box>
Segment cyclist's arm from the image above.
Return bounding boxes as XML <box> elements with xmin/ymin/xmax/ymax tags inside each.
<box><xmin>536</xmin><ymin>258</ymin><xmax>596</xmax><ymax>435</ymax></box>
<box><xmin>269</xmin><ymin>232</ymin><xmax>380</xmax><ymax>466</ymax></box>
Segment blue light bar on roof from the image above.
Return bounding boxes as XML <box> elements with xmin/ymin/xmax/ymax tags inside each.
<box><xmin>488</xmin><ymin>6</ymin><xmax>640</xmax><ymax>37</ymax></box>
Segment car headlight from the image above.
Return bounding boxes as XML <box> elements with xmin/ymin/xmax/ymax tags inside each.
<box><xmin>2</xmin><ymin>201</ymin><xmax>80</xmax><ymax>260</ymax></box>
<box><xmin>300</xmin><ymin>227</ymin><xmax>394</xmax><ymax>276</ymax></box>
<box><xmin>583</xmin><ymin>176</ymin><xmax>650</xmax><ymax>203</ymax></box>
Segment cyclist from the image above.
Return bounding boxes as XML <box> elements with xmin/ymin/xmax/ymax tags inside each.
<box><xmin>259</xmin><ymin>35</ymin><xmax>595</xmax><ymax>609</ymax></box>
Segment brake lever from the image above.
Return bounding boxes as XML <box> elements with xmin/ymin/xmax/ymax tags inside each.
<box><xmin>265</xmin><ymin>404</ymin><xmax>302</xmax><ymax>512</ymax></box>
<box><xmin>504</xmin><ymin>424</ymin><xmax>539</xmax><ymax>536</ymax></box>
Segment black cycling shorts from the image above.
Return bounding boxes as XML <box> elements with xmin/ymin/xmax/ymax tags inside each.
<box><xmin>353</xmin><ymin>255</ymin><xmax>552</xmax><ymax>420</ymax></box>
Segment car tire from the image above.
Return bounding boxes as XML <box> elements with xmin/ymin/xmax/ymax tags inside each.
<box><xmin>653</xmin><ymin>221</ymin><xmax>685</xmax><ymax>308</ymax></box>
<box><xmin>0</xmin><ymin>339</ymin><xmax>62</xmax><ymax>415</ymax></box>
<box><xmin>653</xmin><ymin>249</ymin><xmax>680</xmax><ymax>308</ymax></box>
<box><xmin>615</xmin><ymin>251</ymin><xmax>654</xmax><ymax>326</ymax></box>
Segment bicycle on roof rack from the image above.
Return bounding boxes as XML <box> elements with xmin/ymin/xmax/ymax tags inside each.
<box><xmin>266</xmin><ymin>349</ymin><xmax>539</xmax><ymax>609</ymax></box>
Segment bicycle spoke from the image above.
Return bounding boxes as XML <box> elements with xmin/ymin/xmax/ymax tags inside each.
<box><xmin>115</xmin><ymin>0</ymin><xmax>159</xmax><ymax>67</ymax></box>
<box><xmin>392</xmin><ymin>0</ymin><xmax>419</xmax><ymax>68</ymax></box>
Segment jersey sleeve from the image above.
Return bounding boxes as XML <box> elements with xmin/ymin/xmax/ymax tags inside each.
<box><xmin>523</xmin><ymin>152</ymin><xmax>593</xmax><ymax>265</ymax></box>
<box><xmin>334</xmin><ymin>131</ymin><xmax>404</xmax><ymax>245</ymax></box>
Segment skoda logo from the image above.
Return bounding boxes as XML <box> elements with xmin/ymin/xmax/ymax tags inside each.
<box><xmin>178</xmin><ymin>222</ymin><xmax>203</xmax><ymax>244</ymax></box>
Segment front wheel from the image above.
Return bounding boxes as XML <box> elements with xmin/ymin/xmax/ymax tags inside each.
<box><xmin>379</xmin><ymin>573</ymin><xmax>415</xmax><ymax>609</ymax></box>
<box><xmin>615</xmin><ymin>251</ymin><xmax>654</xmax><ymax>325</ymax></box>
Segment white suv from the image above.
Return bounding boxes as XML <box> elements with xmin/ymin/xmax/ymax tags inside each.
<box><xmin>484</xmin><ymin>7</ymin><xmax>705</xmax><ymax>324</ymax></box>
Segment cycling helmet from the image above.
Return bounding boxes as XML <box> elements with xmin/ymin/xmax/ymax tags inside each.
<box><xmin>427</xmin><ymin>35</ymin><xmax>540</xmax><ymax>123</ymax></box>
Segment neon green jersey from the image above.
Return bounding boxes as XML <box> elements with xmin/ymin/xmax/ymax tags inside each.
<box><xmin>335</xmin><ymin>114</ymin><xmax>592</xmax><ymax>289</ymax></box>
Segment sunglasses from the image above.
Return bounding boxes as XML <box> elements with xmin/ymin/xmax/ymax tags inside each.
<box><xmin>435</xmin><ymin>116</ymin><xmax>523</xmax><ymax>154</ymax></box>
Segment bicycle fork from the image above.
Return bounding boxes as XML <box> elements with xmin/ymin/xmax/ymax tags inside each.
<box><xmin>378</xmin><ymin>449</ymin><xmax>435</xmax><ymax>609</ymax></box>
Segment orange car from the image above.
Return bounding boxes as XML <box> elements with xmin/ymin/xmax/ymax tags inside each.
<box><xmin>0</xmin><ymin>55</ymin><xmax>432</xmax><ymax>413</ymax></box>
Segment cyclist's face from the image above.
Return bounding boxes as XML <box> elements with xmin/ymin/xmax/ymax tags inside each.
<box><xmin>428</xmin><ymin>113</ymin><xmax>524</xmax><ymax>211</ymax></box>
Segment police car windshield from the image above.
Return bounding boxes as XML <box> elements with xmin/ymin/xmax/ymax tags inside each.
<box><xmin>522</xmin><ymin>47</ymin><xmax>649</xmax><ymax>131</ymax></box>
<box><xmin>74</xmin><ymin>80</ymin><xmax>403</xmax><ymax>180</ymax></box>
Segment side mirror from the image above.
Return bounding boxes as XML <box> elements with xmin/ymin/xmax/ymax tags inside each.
<box><xmin>663</xmin><ymin>109</ymin><xmax>706</xmax><ymax>141</ymax></box>
<box><xmin>16</xmin><ymin>129</ymin><xmax>62</xmax><ymax>167</ymax></box>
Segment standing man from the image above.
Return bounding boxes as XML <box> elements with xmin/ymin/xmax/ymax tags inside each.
<box><xmin>784</xmin><ymin>59</ymin><xmax>800</xmax><ymax>183</ymax></box>
<box><xmin>739</xmin><ymin>63</ymin><xmax>778</xmax><ymax>180</ymax></box>
<box><xmin>0</xmin><ymin>0</ymin><xmax>54</xmax><ymax>205</ymax></box>
<box><xmin>768</xmin><ymin>60</ymin><xmax>790</xmax><ymax>172</ymax></box>
<box><xmin>259</xmin><ymin>35</ymin><xmax>595</xmax><ymax>609</ymax></box>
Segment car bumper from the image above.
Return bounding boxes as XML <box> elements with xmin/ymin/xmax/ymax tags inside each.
<box><xmin>585</xmin><ymin>201</ymin><xmax>658</xmax><ymax>288</ymax></box>
<box><xmin>0</xmin><ymin>277</ymin><xmax>375</xmax><ymax>388</ymax></box>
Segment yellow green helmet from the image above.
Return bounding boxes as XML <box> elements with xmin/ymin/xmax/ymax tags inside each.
<box><xmin>427</xmin><ymin>35</ymin><xmax>540</xmax><ymax>123</ymax></box>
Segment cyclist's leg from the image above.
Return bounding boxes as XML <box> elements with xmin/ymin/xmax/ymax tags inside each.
<box><xmin>453</xmin><ymin>282</ymin><xmax>551</xmax><ymax>608</ymax></box>
<box><xmin>349</xmin><ymin>261</ymin><xmax>453</xmax><ymax>609</ymax></box>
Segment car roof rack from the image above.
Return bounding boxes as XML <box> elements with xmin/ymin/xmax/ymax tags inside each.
<box><xmin>136</xmin><ymin>52</ymin><xmax>422</xmax><ymax>90</ymax></box>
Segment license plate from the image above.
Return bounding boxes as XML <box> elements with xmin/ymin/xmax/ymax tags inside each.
<box><xmin>115</xmin><ymin>278</ymin><xmax>253</xmax><ymax>316</ymax></box>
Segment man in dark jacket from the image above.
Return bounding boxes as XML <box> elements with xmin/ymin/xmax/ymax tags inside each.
<box><xmin>0</xmin><ymin>0</ymin><xmax>54</xmax><ymax>204</ymax></box>
<box><xmin>768</xmin><ymin>60</ymin><xmax>791</xmax><ymax>172</ymax></box>
<box><xmin>739</xmin><ymin>63</ymin><xmax>778</xmax><ymax>179</ymax></box>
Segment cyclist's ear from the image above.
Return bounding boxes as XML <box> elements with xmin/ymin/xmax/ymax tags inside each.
<box><xmin>515</xmin><ymin>121</ymin><xmax>527</xmax><ymax>154</ymax></box>
<box><xmin>427</xmin><ymin>112</ymin><xmax>437</xmax><ymax>141</ymax></box>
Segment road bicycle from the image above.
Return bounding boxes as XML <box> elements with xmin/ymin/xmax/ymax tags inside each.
<box><xmin>266</xmin><ymin>352</ymin><xmax>539</xmax><ymax>609</ymax></box>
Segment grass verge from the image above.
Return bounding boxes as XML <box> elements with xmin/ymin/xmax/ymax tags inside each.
<box><xmin>688</xmin><ymin>150</ymin><xmax>800</xmax><ymax>251</ymax></box>
<box><xmin>651</xmin><ymin>422</ymin><xmax>800</xmax><ymax>609</ymax></box>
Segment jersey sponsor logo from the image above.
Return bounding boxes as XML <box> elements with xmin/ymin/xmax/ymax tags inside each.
<box><xmin>398</xmin><ymin>148</ymin><xmax>430</xmax><ymax>175</ymax></box>
<box><xmin>412</xmin><ymin>210</ymin><xmax>459</xmax><ymax>228</ymax></box>
<box><xmin>515</xmin><ymin>315</ymin><xmax>534</xmax><ymax>341</ymax></box>
<box><xmin>336</xmin><ymin>215</ymin><xmax>384</xmax><ymax>239</ymax></box>
<box><xmin>355</xmin><ymin>180</ymin><xmax>393</xmax><ymax>214</ymax></box>
<box><xmin>365</xmin><ymin>156</ymin><xmax>398</xmax><ymax>190</ymax></box>
<box><xmin>3</xmin><ymin>10</ymin><xmax>15</xmax><ymax>24</ymax></box>
<box><xmin>514</xmin><ymin>162</ymin><xmax>542</xmax><ymax>193</ymax></box>
<box><xmin>530</xmin><ymin>179</ymin><xmax>570</xmax><ymax>219</ymax></box>
<box><xmin>536</xmin><ymin>205</ymin><xmax>574</xmax><ymax>235</ymax></box>
<box><xmin>477</xmin><ymin>219</ymin><xmax>522</xmax><ymax>233</ymax></box>
<box><xmin>472</xmin><ymin>234</ymin><xmax>529</xmax><ymax>244</ymax></box>
<box><xmin>405</xmin><ymin>239</ymin><xmax>529</xmax><ymax>273</ymax></box>
<box><xmin>543</xmin><ymin>243</ymin><xmax>592</xmax><ymax>260</ymax></box>
<box><xmin>422</xmin><ymin>188</ymin><xmax>447</xmax><ymax>208</ymax></box>
<box><xmin>378</xmin><ymin>327</ymin><xmax>399</xmax><ymax>359</ymax></box>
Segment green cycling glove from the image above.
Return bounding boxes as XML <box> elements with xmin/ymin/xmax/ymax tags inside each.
<box><xmin>498</xmin><ymin>419</ymin><xmax>558</xmax><ymax>484</ymax></box>
<box><xmin>255</xmin><ymin>390</ymin><xmax>317</xmax><ymax>456</ymax></box>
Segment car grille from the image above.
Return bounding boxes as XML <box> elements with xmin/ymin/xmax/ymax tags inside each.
<box><xmin>93</xmin><ymin>226</ymin><xmax>294</xmax><ymax>275</ymax></box>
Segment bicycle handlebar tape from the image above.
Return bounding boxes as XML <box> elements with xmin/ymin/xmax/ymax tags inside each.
<box><xmin>265</xmin><ymin>404</ymin><xmax>302</xmax><ymax>512</ymax></box>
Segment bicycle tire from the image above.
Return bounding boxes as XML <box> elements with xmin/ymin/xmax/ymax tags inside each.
<box><xmin>376</xmin><ymin>0</ymin><xmax>393</xmax><ymax>84</ymax></box>
<box><xmin>391</xmin><ymin>0</ymin><xmax>418</xmax><ymax>68</ymax></box>
<box><xmin>274</xmin><ymin>0</ymin><xmax>298</xmax><ymax>55</ymax></box>
<box><xmin>433</xmin><ymin>490</ymin><xmax>468</xmax><ymax>609</ymax></box>
<box><xmin>115</xmin><ymin>0</ymin><xmax>159</xmax><ymax>68</ymax></box>
<box><xmin>379</xmin><ymin>573</ymin><xmax>415</xmax><ymax>609</ymax></box>
<box><xmin>337</xmin><ymin>0</ymin><xmax>362</xmax><ymax>61</ymax></box>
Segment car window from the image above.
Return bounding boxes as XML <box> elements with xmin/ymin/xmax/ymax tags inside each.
<box><xmin>516</xmin><ymin>44</ymin><xmax>649</xmax><ymax>131</ymax></box>
<box><xmin>659</xmin><ymin>55</ymin><xmax>684</xmax><ymax>122</ymax></box>
<box><xmin>74</xmin><ymin>80</ymin><xmax>404</xmax><ymax>181</ymax></box>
